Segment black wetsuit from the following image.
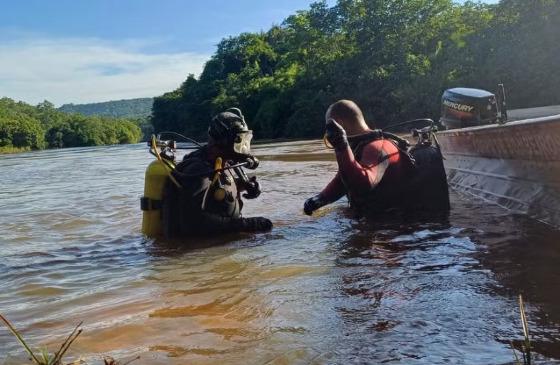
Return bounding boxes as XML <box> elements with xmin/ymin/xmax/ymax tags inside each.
<box><xmin>162</xmin><ymin>146</ymin><xmax>265</xmax><ymax>238</ymax></box>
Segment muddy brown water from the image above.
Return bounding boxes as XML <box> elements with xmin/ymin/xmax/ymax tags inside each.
<box><xmin>1</xmin><ymin>141</ymin><xmax>560</xmax><ymax>364</ymax></box>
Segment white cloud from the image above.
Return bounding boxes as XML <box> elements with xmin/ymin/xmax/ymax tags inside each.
<box><xmin>0</xmin><ymin>37</ymin><xmax>209</xmax><ymax>106</ymax></box>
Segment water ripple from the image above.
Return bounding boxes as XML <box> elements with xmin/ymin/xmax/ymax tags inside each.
<box><xmin>1</xmin><ymin>143</ymin><xmax>560</xmax><ymax>364</ymax></box>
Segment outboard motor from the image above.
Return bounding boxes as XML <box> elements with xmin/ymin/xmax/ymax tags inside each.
<box><xmin>440</xmin><ymin>87</ymin><xmax>505</xmax><ymax>129</ymax></box>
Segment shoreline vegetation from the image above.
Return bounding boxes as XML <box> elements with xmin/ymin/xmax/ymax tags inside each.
<box><xmin>0</xmin><ymin>146</ymin><xmax>32</xmax><ymax>154</ymax></box>
<box><xmin>0</xmin><ymin>98</ymin><xmax>143</xmax><ymax>155</ymax></box>
<box><xmin>59</xmin><ymin>98</ymin><xmax>153</xmax><ymax>120</ymax></box>
<box><xmin>151</xmin><ymin>0</ymin><xmax>560</xmax><ymax>141</ymax></box>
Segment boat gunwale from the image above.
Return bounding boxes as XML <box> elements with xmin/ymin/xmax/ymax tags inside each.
<box><xmin>437</xmin><ymin>114</ymin><xmax>560</xmax><ymax>135</ymax></box>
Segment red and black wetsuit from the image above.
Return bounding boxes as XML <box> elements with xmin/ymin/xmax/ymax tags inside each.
<box><xmin>318</xmin><ymin>132</ymin><xmax>449</xmax><ymax>216</ymax></box>
<box><xmin>319</xmin><ymin>135</ymin><xmax>412</xmax><ymax>215</ymax></box>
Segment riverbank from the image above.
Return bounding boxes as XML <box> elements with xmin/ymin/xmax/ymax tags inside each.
<box><xmin>0</xmin><ymin>138</ymin><xmax>313</xmax><ymax>155</ymax></box>
<box><xmin>0</xmin><ymin>142</ymin><xmax>140</xmax><ymax>155</ymax></box>
<box><xmin>0</xmin><ymin>146</ymin><xmax>31</xmax><ymax>154</ymax></box>
<box><xmin>0</xmin><ymin>97</ymin><xmax>143</xmax><ymax>155</ymax></box>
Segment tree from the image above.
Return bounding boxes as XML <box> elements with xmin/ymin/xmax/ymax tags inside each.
<box><xmin>150</xmin><ymin>0</ymin><xmax>560</xmax><ymax>139</ymax></box>
<box><xmin>0</xmin><ymin>97</ymin><xmax>142</xmax><ymax>152</ymax></box>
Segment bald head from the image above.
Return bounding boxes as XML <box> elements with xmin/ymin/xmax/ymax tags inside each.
<box><xmin>326</xmin><ymin>100</ymin><xmax>372</xmax><ymax>136</ymax></box>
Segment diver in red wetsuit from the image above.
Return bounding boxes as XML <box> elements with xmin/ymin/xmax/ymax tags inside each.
<box><xmin>304</xmin><ymin>100</ymin><xmax>449</xmax><ymax>217</ymax></box>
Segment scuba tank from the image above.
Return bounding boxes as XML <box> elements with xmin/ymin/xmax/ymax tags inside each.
<box><xmin>347</xmin><ymin>119</ymin><xmax>450</xmax><ymax>214</ymax></box>
<box><xmin>141</xmin><ymin>132</ymin><xmax>253</xmax><ymax>238</ymax></box>
<box><xmin>141</xmin><ymin>136</ymin><xmax>180</xmax><ymax>238</ymax></box>
<box><xmin>141</xmin><ymin>159</ymin><xmax>169</xmax><ymax>237</ymax></box>
<box><xmin>408</xmin><ymin>124</ymin><xmax>450</xmax><ymax>211</ymax></box>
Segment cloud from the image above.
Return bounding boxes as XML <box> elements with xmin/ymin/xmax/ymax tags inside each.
<box><xmin>0</xmin><ymin>36</ymin><xmax>209</xmax><ymax>106</ymax></box>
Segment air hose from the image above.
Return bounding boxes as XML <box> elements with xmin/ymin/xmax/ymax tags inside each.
<box><xmin>150</xmin><ymin>135</ymin><xmax>181</xmax><ymax>188</ymax></box>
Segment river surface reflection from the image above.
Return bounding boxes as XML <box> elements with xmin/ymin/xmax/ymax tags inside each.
<box><xmin>1</xmin><ymin>141</ymin><xmax>559</xmax><ymax>364</ymax></box>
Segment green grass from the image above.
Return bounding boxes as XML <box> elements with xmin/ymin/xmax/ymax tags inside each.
<box><xmin>0</xmin><ymin>146</ymin><xmax>32</xmax><ymax>154</ymax></box>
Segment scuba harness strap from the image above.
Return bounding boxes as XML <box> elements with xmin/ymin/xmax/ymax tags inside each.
<box><xmin>349</xmin><ymin>130</ymin><xmax>416</xmax><ymax>171</ymax></box>
<box><xmin>140</xmin><ymin>196</ymin><xmax>162</xmax><ymax>211</ymax></box>
<box><xmin>345</xmin><ymin>127</ymin><xmax>449</xmax><ymax>215</ymax></box>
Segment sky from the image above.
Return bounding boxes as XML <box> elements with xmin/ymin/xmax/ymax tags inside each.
<box><xmin>0</xmin><ymin>0</ymin><xmax>496</xmax><ymax>106</ymax></box>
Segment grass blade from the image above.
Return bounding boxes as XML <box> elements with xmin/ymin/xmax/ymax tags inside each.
<box><xmin>0</xmin><ymin>313</ymin><xmax>42</xmax><ymax>364</ymax></box>
<box><xmin>510</xmin><ymin>341</ymin><xmax>521</xmax><ymax>365</ymax></box>
<box><xmin>518</xmin><ymin>295</ymin><xmax>531</xmax><ymax>365</ymax></box>
<box><xmin>51</xmin><ymin>321</ymin><xmax>83</xmax><ymax>364</ymax></box>
<box><xmin>519</xmin><ymin>295</ymin><xmax>530</xmax><ymax>341</ymax></box>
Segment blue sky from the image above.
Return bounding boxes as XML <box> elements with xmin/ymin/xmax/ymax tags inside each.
<box><xmin>0</xmin><ymin>0</ymin><xmax>328</xmax><ymax>54</ymax></box>
<box><xmin>0</xmin><ymin>0</ymin><xmax>496</xmax><ymax>105</ymax></box>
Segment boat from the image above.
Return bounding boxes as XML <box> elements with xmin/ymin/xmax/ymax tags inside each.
<box><xmin>436</xmin><ymin>86</ymin><xmax>560</xmax><ymax>228</ymax></box>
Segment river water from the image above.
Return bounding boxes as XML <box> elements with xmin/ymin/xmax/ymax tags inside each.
<box><xmin>1</xmin><ymin>141</ymin><xmax>560</xmax><ymax>364</ymax></box>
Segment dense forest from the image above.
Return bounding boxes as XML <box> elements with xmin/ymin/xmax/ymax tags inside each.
<box><xmin>0</xmin><ymin>98</ymin><xmax>142</xmax><ymax>153</ymax></box>
<box><xmin>151</xmin><ymin>0</ymin><xmax>560</xmax><ymax>140</ymax></box>
<box><xmin>59</xmin><ymin>98</ymin><xmax>153</xmax><ymax>118</ymax></box>
<box><xmin>59</xmin><ymin>98</ymin><xmax>154</xmax><ymax>140</ymax></box>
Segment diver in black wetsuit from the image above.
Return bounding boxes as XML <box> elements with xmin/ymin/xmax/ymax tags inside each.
<box><xmin>162</xmin><ymin>108</ymin><xmax>272</xmax><ymax>238</ymax></box>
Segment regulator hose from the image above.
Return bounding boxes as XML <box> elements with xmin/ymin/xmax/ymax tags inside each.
<box><xmin>157</xmin><ymin>131</ymin><xmax>204</xmax><ymax>148</ymax></box>
<box><xmin>150</xmin><ymin>135</ymin><xmax>182</xmax><ymax>188</ymax></box>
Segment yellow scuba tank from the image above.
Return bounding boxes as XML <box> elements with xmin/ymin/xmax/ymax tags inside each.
<box><xmin>141</xmin><ymin>135</ymin><xmax>181</xmax><ymax>238</ymax></box>
<box><xmin>141</xmin><ymin>160</ymin><xmax>168</xmax><ymax>237</ymax></box>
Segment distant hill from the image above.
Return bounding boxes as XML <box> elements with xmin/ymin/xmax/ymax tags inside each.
<box><xmin>0</xmin><ymin>97</ymin><xmax>143</xmax><ymax>153</ymax></box>
<box><xmin>59</xmin><ymin>98</ymin><xmax>153</xmax><ymax>119</ymax></box>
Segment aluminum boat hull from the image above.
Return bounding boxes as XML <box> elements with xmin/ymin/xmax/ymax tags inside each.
<box><xmin>437</xmin><ymin>114</ymin><xmax>560</xmax><ymax>227</ymax></box>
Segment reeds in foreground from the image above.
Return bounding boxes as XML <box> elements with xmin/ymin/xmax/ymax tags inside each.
<box><xmin>1</xmin><ymin>312</ymin><xmax>140</xmax><ymax>365</ymax></box>
<box><xmin>0</xmin><ymin>312</ymin><xmax>82</xmax><ymax>365</ymax></box>
<box><xmin>511</xmin><ymin>295</ymin><xmax>532</xmax><ymax>365</ymax></box>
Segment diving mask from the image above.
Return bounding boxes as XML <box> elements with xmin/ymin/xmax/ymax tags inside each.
<box><xmin>234</xmin><ymin>130</ymin><xmax>253</xmax><ymax>155</ymax></box>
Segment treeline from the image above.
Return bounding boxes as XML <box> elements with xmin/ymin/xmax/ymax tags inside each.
<box><xmin>0</xmin><ymin>98</ymin><xmax>142</xmax><ymax>153</ymax></box>
<box><xmin>58</xmin><ymin>98</ymin><xmax>154</xmax><ymax>140</ymax></box>
<box><xmin>59</xmin><ymin>98</ymin><xmax>153</xmax><ymax>118</ymax></box>
<box><xmin>151</xmin><ymin>0</ymin><xmax>560</xmax><ymax>140</ymax></box>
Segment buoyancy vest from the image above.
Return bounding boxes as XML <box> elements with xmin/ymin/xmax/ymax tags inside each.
<box><xmin>348</xmin><ymin>130</ymin><xmax>450</xmax><ymax>216</ymax></box>
<box><xmin>161</xmin><ymin>146</ymin><xmax>242</xmax><ymax>237</ymax></box>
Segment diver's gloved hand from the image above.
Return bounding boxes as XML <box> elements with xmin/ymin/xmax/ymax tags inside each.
<box><xmin>239</xmin><ymin>217</ymin><xmax>273</xmax><ymax>232</ymax></box>
<box><xmin>325</xmin><ymin>119</ymin><xmax>348</xmax><ymax>151</ymax></box>
<box><xmin>243</xmin><ymin>176</ymin><xmax>261</xmax><ymax>199</ymax></box>
<box><xmin>304</xmin><ymin>194</ymin><xmax>327</xmax><ymax>215</ymax></box>
<box><xmin>244</xmin><ymin>156</ymin><xmax>259</xmax><ymax>170</ymax></box>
